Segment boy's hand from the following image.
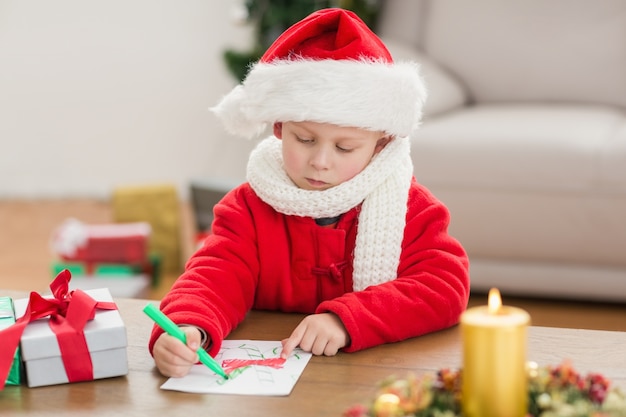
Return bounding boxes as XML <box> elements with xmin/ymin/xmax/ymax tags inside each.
<box><xmin>280</xmin><ymin>313</ymin><xmax>350</xmax><ymax>359</ymax></box>
<box><xmin>152</xmin><ymin>326</ymin><xmax>204</xmax><ymax>377</ymax></box>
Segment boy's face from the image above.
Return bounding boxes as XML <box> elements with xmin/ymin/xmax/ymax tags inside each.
<box><xmin>275</xmin><ymin>121</ymin><xmax>390</xmax><ymax>191</ymax></box>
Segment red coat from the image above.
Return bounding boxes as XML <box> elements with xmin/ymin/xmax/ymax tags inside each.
<box><xmin>149</xmin><ymin>178</ymin><xmax>469</xmax><ymax>355</ymax></box>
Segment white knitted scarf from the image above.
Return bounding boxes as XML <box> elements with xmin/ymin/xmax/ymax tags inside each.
<box><xmin>246</xmin><ymin>136</ymin><xmax>413</xmax><ymax>291</ymax></box>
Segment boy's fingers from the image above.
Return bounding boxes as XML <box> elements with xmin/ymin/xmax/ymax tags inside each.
<box><xmin>161</xmin><ymin>333</ymin><xmax>199</xmax><ymax>363</ymax></box>
<box><xmin>181</xmin><ymin>326</ymin><xmax>202</xmax><ymax>350</ymax></box>
<box><xmin>280</xmin><ymin>336</ymin><xmax>299</xmax><ymax>359</ymax></box>
<box><xmin>153</xmin><ymin>332</ymin><xmax>202</xmax><ymax>377</ymax></box>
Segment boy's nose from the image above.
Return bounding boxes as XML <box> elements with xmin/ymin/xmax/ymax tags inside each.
<box><xmin>310</xmin><ymin>147</ymin><xmax>331</xmax><ymax>170</ymax></box>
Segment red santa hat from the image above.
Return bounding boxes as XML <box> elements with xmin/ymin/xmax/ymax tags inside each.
<box><xmin>212</xmin><ymin>8</ymin><xmax>427</xmax><ymax>138</ymax></box>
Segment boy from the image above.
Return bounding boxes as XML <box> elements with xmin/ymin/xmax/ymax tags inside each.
<box><xmin>149</xmin><ymin>8</ymin><xmax>469</xmax><ymax>378</ymax></box>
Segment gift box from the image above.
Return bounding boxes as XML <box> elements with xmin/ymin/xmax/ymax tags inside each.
<box><xmin>112</xmin><ymin>184</ymin><xmax>182</xmax><ymax>273</ymax></box>
<box><xmin>51</xmin><ymin>218</ymin><xmax>151</xmax><ymax>264</ymax></box>
<box><xmin>66</xmin><ymin>274</ymin><xmax>151</xmax><ymax>299</ymax></box>
<box><xmin>0</xmin><ymin>297</ymin><xmax>22</xmax><ymax>386</ymax></box>
<box><xmin>51</xmin><ymin>252</ymin><xmax>162</xmax><ymax>288</ymax></box>
<box><xmin>11</xmin><ymin>275</ymin><xmax>128</xmax><ymax>388</ymax></box>
<box><xmin>190</xmin><ymin>178</ymin><xmax>239</xmax><ymax>249</ymax></box>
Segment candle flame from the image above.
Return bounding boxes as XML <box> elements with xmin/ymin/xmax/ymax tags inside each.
<box><xmin>488</xmin><ymin>288</ymin><xmax>502</xmax><ymax>314</ymax></box>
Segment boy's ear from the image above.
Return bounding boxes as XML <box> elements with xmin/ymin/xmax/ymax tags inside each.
<box><xmin>273</xmin><ymin>122</ymin><xmax>283</xmax><ymax>139</ymax></box>
<box><xmin>374</xmin><ymin>135</ymin><xmax>394</xmax><ymax>154</ymax></box>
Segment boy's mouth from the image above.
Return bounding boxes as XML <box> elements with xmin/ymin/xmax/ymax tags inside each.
<box><xmin>305</xmin><ymin>178</ymin><xmax>329</xmax><ymax>188</ymax></box>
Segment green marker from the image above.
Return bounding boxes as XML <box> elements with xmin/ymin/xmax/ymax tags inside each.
<box><xmin>143</xmin><ymin>303</ymin><xmax>229</xmax><ymax>379</ymax></box>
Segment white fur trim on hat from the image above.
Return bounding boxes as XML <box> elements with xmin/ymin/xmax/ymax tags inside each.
<box><xmin>211</xmin><ymin>58</ymin><xmax>427</xmax><ymax>139</ymax></box>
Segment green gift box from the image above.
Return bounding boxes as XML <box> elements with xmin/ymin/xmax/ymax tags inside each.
<box><xmin>0</xmin><ymin>297</ymin><xmax>22</xmax><ymax>385</ymax></box>
<box><xmin>51</xmin><ymin>252</ymin><xmax>162</xmax><ymax>288</ymax></box>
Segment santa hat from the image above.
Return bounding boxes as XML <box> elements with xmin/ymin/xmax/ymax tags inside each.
<box><xmin>212</xmin><ymin>8</ymin><xmax>427</xmax><ymax>138</ymax></box>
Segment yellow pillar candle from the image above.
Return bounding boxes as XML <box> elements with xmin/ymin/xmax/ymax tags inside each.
<box><xmin>461</xmin><ymin>288</ymin><xmax>530</xmax><ymax>417</ymax></box>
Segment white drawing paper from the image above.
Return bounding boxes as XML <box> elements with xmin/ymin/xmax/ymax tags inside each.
<box><xmin>160</xmin><ymin>340</ymin><xmax>312</xmax><ymax>396</ymax></box>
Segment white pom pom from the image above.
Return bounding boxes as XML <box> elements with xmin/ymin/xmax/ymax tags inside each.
<box><xmin>210</xmin><ymin>85</ymin><xmax>267</xmax><ymax>139</ymax></box>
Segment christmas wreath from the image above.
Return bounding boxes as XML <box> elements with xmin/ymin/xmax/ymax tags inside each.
<box><xmin>344</xmin><ymin>361</ymin><xmax>626</xmax><ymax>417</ymax></box>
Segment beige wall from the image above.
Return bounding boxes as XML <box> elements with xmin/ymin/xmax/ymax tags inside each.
<box><xmin>0</xmin><ymin>0</ymin><xmax>252</xmax><ymax>199</ymax></box>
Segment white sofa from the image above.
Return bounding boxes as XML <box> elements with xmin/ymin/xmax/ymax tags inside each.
<box><xmin>377</xmin><ymin>0</ymin><xmax>626</xmax><ymax>302</ymax></box>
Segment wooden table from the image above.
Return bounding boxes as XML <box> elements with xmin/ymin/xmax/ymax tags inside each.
<box><xmin>1</xmin><ymin>293</ymin><xmax>625</xmax><ymax>416</ymax></box>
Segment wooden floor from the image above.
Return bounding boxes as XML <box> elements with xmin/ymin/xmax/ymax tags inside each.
<box><xmin>1</xmin><ymin>199</ymin><xmax>625</xmax><ymax>332</ymax></box>
<box><xmin>0</xmin><ymin>199</ymin><xmax>194</xmax><ymax>300</ymax></box>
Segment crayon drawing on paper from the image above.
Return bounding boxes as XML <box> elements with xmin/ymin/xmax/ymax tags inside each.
<box><xmin>160</xmin><ymin>340</ymin><xmax>312</xmax><ymax>395</ymax></box>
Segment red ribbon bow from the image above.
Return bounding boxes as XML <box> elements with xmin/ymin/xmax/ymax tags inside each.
<box><xmin>0</xmin><ymin>270</ymin><xmax>117</xmax><ymax>389</ymax></box>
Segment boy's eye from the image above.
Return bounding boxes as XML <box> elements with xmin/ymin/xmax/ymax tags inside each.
<box><xmin>336</xmin><ymin>145</ymin><xmax>352</xmax><ymax>152</ymax></box>
<box><xmin>296</xmin><ymin>136</ymin><xmax>313</xmax><ymax>144</ymax></box>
